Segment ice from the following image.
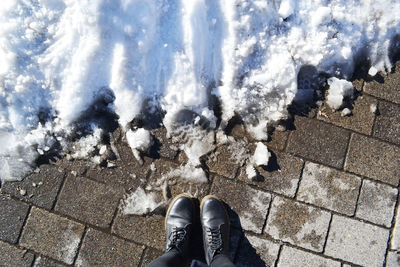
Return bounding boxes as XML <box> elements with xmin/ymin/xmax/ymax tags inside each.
<box><xmin>1</xmin><ymin>0</ymin><xmax>400</xmax><ymax>182</ymax></box>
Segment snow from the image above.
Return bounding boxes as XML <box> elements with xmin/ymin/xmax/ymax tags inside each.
<box><xmin>252</xmin><ymin>142</ymin><xmax>271</xmax><ymax>167</ymax></box>
<box><xmin>326</xmin><ymin>78</ymin><xmax>354</xmax><ymax>110</ymax></box>
<box><xmin>126</xmin><ymin>128</ymin><xmax>152</xmax><ymax>163</ymax></box>
<box><xmin>1</xmin><ymin>0</ymin><xmax>400</xmax><ymax>182</ymax></box>
<box><xmin>123</xmin><ymin>187</ymin><xmax>164</xmax><ymax>215</ymax></box>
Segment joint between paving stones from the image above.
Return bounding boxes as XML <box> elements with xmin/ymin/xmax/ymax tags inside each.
<box><xmin>321</xmin><ymin>213</ymin><xmax>333</xmax><ymax>254</ymax></box>
<box><xmin>16</xmin><ymin>205</ymin><xmax>31</xmax><ymax>245</ymax></box>
<box><xmin>137</xmin><ymin>245</ymin><xmax>148</xmax><ymax>267</ymax></box>
<box><xmin>388</xmin><ymin>192</ymin><xmax>400</xmax><ymax>251</ymax></box>
<box><xmin>51</xmin><ymin>171</ymin><xmax>68</xmax><ymax>211</ymax></box>
<box><xmin>293</xmin><ymin>161</ymin><xmax>306</xmax><ymax>199</ymax></box>
<box><xmin>72</xmin><ymin>225</ymin><xmax>87</xmax><ymax>266</ymax></box>
<box><xmin>274</xmin><ymin>244</ymin><xmax>284</xmax><ymax>267</ymax></box>
<box><xmin>261</xmin><ymin>196</ymin><xmax>273</xmax><ymax>234</ymax></box>
<box><xmin>352</xmin><ymin>179</ymin><xmax>364</xmax><ymax>218</ymax></box>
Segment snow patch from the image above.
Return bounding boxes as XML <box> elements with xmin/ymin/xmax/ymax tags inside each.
<box><xmin>326</xmin><ymin>78</ymin><xmax>354</xmax><ymax>110</ymax></box>
<box><xmin>123</xmin><ymin>187</ymin><xmax>164</xmax><ymax>215</ymax></box>
<box><xmin>126</xmin><ymin>128</ymin><xmax>152</xmax><ymax>163</ymax></box>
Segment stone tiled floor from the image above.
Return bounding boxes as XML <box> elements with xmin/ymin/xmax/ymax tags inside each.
<box><xmin>1</xmin><ymin>62</ymin><xmax>400</xmax><ymax>267</ymax></box>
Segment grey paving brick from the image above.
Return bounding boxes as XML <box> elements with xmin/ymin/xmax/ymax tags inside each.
<box><xmin>19</xmin><ymin>207</ymin><xmax>84</xmax><ymax>265</ymax></box>
<box><xmin>386</xmin><ymin>251</ymin><xmax>400</xmax><ymax>267</ymax></box>
<box><xmin>0</xmin><ymin>195</ymin><xmax>29</xmax><ymax>243</ymax></box>
<box><xmin>1</xmin><ymin>164</ymin><xmax>65</xmax><ymax>210</ymax></box>
<box><xmin>76</xmin><ymin>228</ymin><xmax>143</xmax><ymax>267</ymax></box>
<box><xmin>235</xmin><ymin>235</ymin><xmax>280</xmax><ymax>267</ymax></box>
<box><xmin>211</xmin><ymin>176</ymin><xmax>271</xmax><ymax>233</ymax></box>
<box><xmin>374</xmin><ymin>100</ymin><xmax>400</xmax><ymax>146</ymax></box>
<box><xmin>391</xmin><ymin>205</ymin><xmax>400</xmax><ymax>250</ymax></box>
<box><xmin>364</xmin><ymin>61</ymin><xmax>400</xmax><ymax>104</ymax></box>
<box><xmin>85</xmin><ymin>155</ymin><xmax>152</xmax><ymax>191</ymax></box>
<box><xmin>277</xmin><ymin>246</ymin><xmax>340</xmax><ymax>267</ymax></box>
<box><xmin>152</xmin><ymin>127</ymin><xmax>179</xmax><ymax>160</ymax></box>
<box><xmin>356</xmin><ymin>179</ymin><xmax>398</xmax><ymax>227</ymax></box>
<box><xmin>206</xmin><ymin>144</ymin><xmax>240</xmax><ymax>179</ymax></box>
<box><xmin>287</xmin><ymin>116</ymin><xmax>350</xmax><ymax>169</ymax></box>
<box><xmin>265</xmin><ymin>196</ymin><xmax>330</xmax><ymax>252</ymax></box>
<box><xmin>317</xmin><ymin>94</ymin><xmax>377</xmax><ymax>135</ymax></box>
<box><xmin>297</xmin><ymin>162</ymin><xmax>361</xmax><ymax>216</ymax></box>
<box><xmin>55</xmin><ymin>175</ymin><xmax>121</xmax><ymax>228</ymax></box>
<box><xmin>140</xmin><ymin>248</ymin><xmax>164</xmax><ymax>267</ymax></box>
<box><xmin>0</xmin><ymin>240</ymin><xmax>34</xmax><ymax>267</ymax></box>
<box><xmin>325</xmin><ymin>215</ymin><xmax>389</xmax><ymax>266</ymax></box>
<box><xmin>112</xmin><ymin>212</ymin><xmax>165</xmax><ymax>250</ymax></box>
<box><xmin>344</xmin><ymin>134</ymin><xmax>400</xmax><ymax>186</ymax></box>
<box><xmin>267</xmin><ymin>129</ymin><xmax>290</xmax><ymax>151</ymax></box>
<box><xmin>33</xmin><ymin>256</ymin><xmax>66</xmax><ymax>267</ymax></box>
<box><xmin>238</xmin><ymin>152</ymin><xmax>304</xmax><ymax>198</ymax></box>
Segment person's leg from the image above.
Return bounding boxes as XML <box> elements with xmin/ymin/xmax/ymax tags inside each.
<box><xmin>147</xmin><ymin>194</ymin><xmax>195</xmax><ymax>267</ymax></box>
<box><xmin>200</xmin><ymin>195</ymin><xmax>235</xmax><ymax>267</ymax></box>
<box><xmin>209</xmin><ymin>254</ymin><xmax>235</xmax><ymax>267</ymax></box>
<box><xmin>147</xmin><ymin>248</ymin><xmax>186</xmax><ymax>267</ymax></box>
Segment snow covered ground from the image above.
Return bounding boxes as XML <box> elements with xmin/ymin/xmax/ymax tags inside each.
<box><xmin>0</xmin><ymin>0</ymin><xmax>399</xmax><ymax>182</ymax></box>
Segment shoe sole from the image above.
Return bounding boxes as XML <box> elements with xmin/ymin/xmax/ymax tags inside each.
<box><xmin>164</xmin><ymin>193</ymin><xmax>194</xmax><ymax>231</ymax></box>
<box><xmin>200</xmin><ymin>195</ymin><xmax>230</xmax><ymax>228</ymax></box>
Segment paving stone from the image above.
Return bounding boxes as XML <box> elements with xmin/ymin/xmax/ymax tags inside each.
<box><xmin>206</xmin><ymin>145</ymin><xmax>240</xmax><ymax>179</ymax></box>
<box><xmin>55</xmin><ymin>175</ymin><xmax>121</xmax><ymax>228</ymax></box>
<box><xmin>391</xmin><ymin>204</ymin><xmax>400</xmax><ymax>250</ymax></box>
<box><xmin>76</xmin><ymin>228</ymin><xmax>144</xmax><ymax>267</ymax></box>
<box><xmin>317</xmin><ymin>94</ymin><xmax>377</xmax><ymax>135</ymax></box>
<box><xmin>325</xmin><ymin>215</ymin><xmax>389</xmax><ymax>266</ymax></box>
<box><xmin>386</xmin><ymin>251</ymin><xmax>400</xmax><ymax>267</ymax></box>
<box><xmin>344</xmin><ymin>134</ymin><xmax>400</xmax><ymax>186</ymax></box>
<box><xmin>238</xmin><ymin>152</ymin><xmax>304</xmax><ymax>197</ymax></box>
<box><xmin>211</xmin><ymin>176</ymin><xmax>271</xmax><ymax>233</ymax></box>
<box><xmin>20</xmin><ymin>207</ymin><xmax>84</xmax><ymax>265</ymax></box>
<box><xmin>0</xmin><ymin>195</ymin><xmax>29</xmax><ymax>243</ymax></box>
<box><xmin>364</xmin><ymin>61</ymin><xmax>400</xmax><ymax>104</ymax></box>
<box><xmin>265</xmin><ymin>196</ymin><xmax>330</xmax><ymax>252</ymax></box>
<box><xmin>374</xmin><ymin>100</ymin><xmax>400</xmax><ymax>145</ymax></box>
<box><xmin>140</xmin><ymin>248</ymin><xmax>164</xmax><ymax>267</ymax></box>
<box><xmin>33</xmin><ymin>256</ymin><xmax>66</xmax><ymax>267</ymax></box>
<box><xmin>235</xmin><ymin>235</ymin><xmax>280</xmax><ymax>267</ymax></box>
<box><xmin>267</xmin><ymin>129</ymin><xmax>290</xmax><ymax>151</ymax></box>
<box><xmin>0</xmin><ymin>240</ymin><xmax>34</xmax><ymax>267</ymax></box>
<box><xmin>85</xmin><ymin>155</ymin><xmax>152</xmax><ymax>191</ymax></box>
<box><xmin>287</xmin><ymin>116</ymin><xmax>350</xmax><ymax>169</ymax></box>
<box><xmin>1</xmin><ymin>164</ymin><xmax>65</xmax><ymax>210</ymax></box>
<box><xmin>112</xmin><ymin>212</ymin><xmax>165</xmax><ymax>250</ymax></box>
<box><xmin>356</xmin><ymin>179</ymin><xmax>398</xmax><ymax>227</ymax></box>
<box><xmin>297</xmin><ymin>162</ymin><xmax>361</xmax><ymax>216</ymax></box>
<box><xmin>277</xmin><ymin>246</ymin><xmax>340</xmax><ymax>267</ymax></box>
<box><xmin>152</xmin><ymin>127</ymin><xmax>179</xmax><ymax>160</ymax></box>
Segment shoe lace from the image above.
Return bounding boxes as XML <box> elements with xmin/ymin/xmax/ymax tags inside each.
<box><xmin>206</xmin><ymin>227</ymin><xmax>223</xmax><ymax>253</ymax></box>
<box><xmin>168</xmin><ymin>227</ymin><xmax>187</xmax><ymax>251</ymax></box>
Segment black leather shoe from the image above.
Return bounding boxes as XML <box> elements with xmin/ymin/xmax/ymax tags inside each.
<box><xmin>165</xmin><ymin>194</ymin><xmax>194</xmax><ymax>258</ymax></box>
<box><xmin>200</xmin><ymin>195</ymin><xmax>230</xmax><ymax>265</ymax></box>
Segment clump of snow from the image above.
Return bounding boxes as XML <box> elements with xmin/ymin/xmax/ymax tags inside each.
<box><xmin>326</xmin><ymin>78</ymin><xmax>354</xmax><ymax>110</ymax></box>
<box><xmin>370</xmin><ymin>104</ymin><xmax>378</xmax><ymax>114</ymax></box>
<box><xmin>126</xmin><ymin>128</ymin><xmax>153</xmax><ymax>163</ymax></box>
<box><xmin>123</xmin><ymin>187</ymin><xmax>164</xmax><ymax>215</ymax></box>
<box><xmin>341</xmin><ymin>108</ymin><xmax>352</xmax><ymax>117</ymax></box>
<box><xmin>252</xmin><ymin>142</ymin><xmax>271</xmax><ymax>166</ymax></box>
<box><xmin>245</xmin><ymin>142</ymin><xmax>271</xmax><ymax>180</ymax></box>
<box><xmin>246</xmin><ymin>164</ymin><xmax>257</xmax><ymax>180</ymax></box>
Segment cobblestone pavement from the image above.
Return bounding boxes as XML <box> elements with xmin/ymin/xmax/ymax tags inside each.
<box><xmin>1</xmin><ymin>62</ymin><xmax>400</xmax><ymax>267</ymax></box>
